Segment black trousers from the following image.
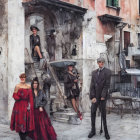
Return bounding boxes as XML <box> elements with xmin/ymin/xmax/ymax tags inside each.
<box><xmin>91</xmin><ymin>100</ymin><xmax>109</xmax><ymax>134</ymax></box>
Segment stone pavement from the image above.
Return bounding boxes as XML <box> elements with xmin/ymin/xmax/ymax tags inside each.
<box><xmin>0</xmin><ymin>113</ymin><xmax>140</xmax><ymax>140</ymax></box>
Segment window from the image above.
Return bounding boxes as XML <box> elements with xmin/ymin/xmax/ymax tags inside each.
<box><xmin>124</xmin><ymin>31</ymin><xmax>130</xmax><ymax>56</ymax></box>
<box><xmin>107</xmin><ymin>0</ymin><xmax>119</xmax><ymax>7</ymax></box>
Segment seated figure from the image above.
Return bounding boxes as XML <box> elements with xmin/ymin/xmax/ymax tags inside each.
<box><xmin>30</xmin><ymin>25</ymin><xmax>43</xmax><ymax>60</ymax></box>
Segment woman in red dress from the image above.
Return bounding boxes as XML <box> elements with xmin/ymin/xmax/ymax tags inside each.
<box><xmin>10</xmin><ymin>73</ymin><xmax>34</xmax><ymax>140</ymax></box>
<box><xmin>31</xmin><ymin>77</ymin><xmax>57</xmax><ymax>140</ymax></box>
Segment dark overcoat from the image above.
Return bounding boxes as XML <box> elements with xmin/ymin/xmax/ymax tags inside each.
<box><xmin>90</xmin><ymin>67</ymin><xmax>111</xmax><ymax>100</ymax></box>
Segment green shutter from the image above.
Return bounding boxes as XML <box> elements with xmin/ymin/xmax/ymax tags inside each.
<box><xmin>114</xmin><ymin>0</ymin><xmax>119</xmax><ymax>7</ymax></box>
<box><xmin>107</xmin><ymin>0</ymin><xmax>112</xmax><ymax>6</ymax></box>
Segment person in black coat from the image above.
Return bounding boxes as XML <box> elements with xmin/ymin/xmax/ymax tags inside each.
<box><xmin>88</xmin><ymin>57</ymin><xmax>111</xmax><ymax>140</ymax></box>
<box><xmin>64</xmin><ymin>64</ymin><xmax>82</xmax><ymax>120</ymax></box>
<box><xmin>30</xmin><ymin>25</ymin><xmax>43</xmax><ymax>59</ymax></box>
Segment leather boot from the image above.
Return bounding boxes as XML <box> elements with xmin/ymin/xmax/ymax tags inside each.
<box><xmin>105</xmin><ymin>133</ymin><xmax>110</xmax><ymax>140</ymax></box>
<box><xmin>88</xmin><ymin>130</ymin><xmax>96</xmax><ymax>138</ymax></box>
<box><xmin>104</xmin><ymin>129</ymin><xmax>110</xmax><ymax>140</ymax></box>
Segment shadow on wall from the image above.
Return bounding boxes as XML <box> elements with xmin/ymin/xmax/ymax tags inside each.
<box><xmin>0</xmin><ymin>0</ymin><xmax>6</xmax><ymax>36</ymax></box>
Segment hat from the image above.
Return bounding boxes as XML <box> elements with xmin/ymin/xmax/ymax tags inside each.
<box><xmin>30</xmin><ymin>25</ymin><xmax>40</xmax><ymax>31</ymax></box>
<box><xmin>19</xmin><ymin>73</ymin><xmax>26</xmax><ymax>78</ymax></box>
<box><xmin>67</xmin><ymin>62</ymin><xmax>75</xmax><ymax>67</ymax></box>
<box><xmin>97</xmin><ymin>57</ymin><xmax>105</xmax><ymax>63</ymax></box>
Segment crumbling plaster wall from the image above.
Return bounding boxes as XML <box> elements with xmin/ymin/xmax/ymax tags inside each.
<box><xmin>8</xmin><ymin>0</ymin><xmax>25</xmax><ymax>119</ymax></box>
<box><xmin>24</xmin><ymin>4</ymin><xmax>83</xmax><ymax>61</ymax></box>
<box><xmin>81</xmin><ymin>10</ymin><xmax>107</xmax><ymax>112</ymax></box>
<box><xmin>0</xmin><ymin>0</ymin><xmax>8</xmax><ymax>100</ymax></box>
<box><xmin>0</xmin><ymin>0</ymin><xmax>8</xmax><ymax>122</ymax></box>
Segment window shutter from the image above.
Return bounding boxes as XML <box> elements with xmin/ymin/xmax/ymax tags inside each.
<box><xmin>107</xmin><ymin>0</ymin><xmax>112</xmax><ymax>6</ymax></box>
<box><xmin>114</xmin><ymin>0</ymin><xmax>119</xmax><ymax>7</ymax></box>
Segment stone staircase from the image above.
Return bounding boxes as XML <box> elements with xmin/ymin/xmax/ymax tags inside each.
<box><xmin>25</xmin><ymin>54</ymin><xmax>81</xmax><ymax>124</ymax></box>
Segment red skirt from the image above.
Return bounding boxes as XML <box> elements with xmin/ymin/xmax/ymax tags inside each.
<box><xmin>33</xmin><ymin>108</ymin><xmax>57</xmax><ymax>140</ymax></box>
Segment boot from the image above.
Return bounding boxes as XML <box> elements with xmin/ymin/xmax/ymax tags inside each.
<box><xmin>88</xmin><ymin>130</ymin><xmax>96</xmax><ymax>138</ymax></box>
<box><xmin>104</xmin><ymin>128</ymin><xmax>110</xmax><ymax>140</ymax></box>
<box><xmin>88</xmin><ymin>128</ymin><xmax>96</xmax><ymax>138</ymax></box>
<box><xmin>105</xmin><ymin>133</ymin><xmax>110</xmax><ymax>140</ymax></box>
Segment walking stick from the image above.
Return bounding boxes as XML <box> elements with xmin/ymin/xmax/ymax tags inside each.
<box><xmin>100</xmin><ymin>100</ymin><xmax>103</xmax><ymax>135</ymax></box>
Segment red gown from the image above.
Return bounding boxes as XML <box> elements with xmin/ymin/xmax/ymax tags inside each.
<box><xmin>33</xmin><ymin>90</ymin><xmax>57</xmax><ymax>140</ymax></box>
<box><xmin>10</xmin><ymin>88</ymin><xmax>35</xmax><ymax>133</ymax></box>
<box><xmin>33</xmin><ymin>109</ymin><xmax>57</xmax><ymax>140</ymax></box>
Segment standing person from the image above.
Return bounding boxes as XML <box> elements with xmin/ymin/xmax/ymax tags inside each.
<box><xmin>31</xmin><ymin>77</ymin><xmax>57</xmax><ymax>140</ymax></box>
<box><xmin>88</xmin><ymin>57</ymin><xmax>111</xmax><ymax>140</ymax></box>
<box><xmin>30</xmin><ymin>25</ymin><xmax>43</xmax><ymax>60</ymax></box>
<box><xmin>46</xmin><ymin>29</ymin><xmax>56</xmax><ymax>61</ymax></box>
<box><xmin>64</xmin><ymin>64</ymin><xmax>82</xmax><ymax>120</ymax></box>
<box><xmin>10</xmin><ymin>73</ymin><xmax>34</xmax><ymax>140</ymax></box>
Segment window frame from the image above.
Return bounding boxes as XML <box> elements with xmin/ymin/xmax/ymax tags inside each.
<box><xmin>106</xmin><ymin>0</ymin><xmax>120</xmax><ymax>9</ymax></box>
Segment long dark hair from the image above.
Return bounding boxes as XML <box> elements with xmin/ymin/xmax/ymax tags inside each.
<box><xmin>31</xmin><ymin>77</ymin><xmax>40</xmax><ymax>96</ymax></box>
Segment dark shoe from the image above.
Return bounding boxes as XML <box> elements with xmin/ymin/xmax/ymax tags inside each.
<box><xmin>105</xmin><ymin>133</ymin><xmax>110</xmax><ymax>140</ymax></box>
<box><xmin>88</xmin><ymin>131</ymin><xmax>95</xmax><ymax>138</ymax></box>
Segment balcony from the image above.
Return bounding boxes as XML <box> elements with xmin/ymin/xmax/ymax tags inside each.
<box><xmin>98</xmin><ymin>14</ymin><xmax>122</xmax><ymax>24</ymax></box>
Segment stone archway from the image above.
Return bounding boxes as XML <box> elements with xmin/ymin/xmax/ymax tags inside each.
<box><xmin>23</xmin><ymin>0</ymin><xmax>86</xmax><ymax>61</ymax></box>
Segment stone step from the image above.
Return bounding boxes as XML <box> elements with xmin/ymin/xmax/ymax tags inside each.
<box><xmin>32</xmin><ymin>56</ymin><xmax>39</xmax><ymax>62</ymax></box>
<box><xmin>53</xmin><ymin>117</ymin><xmax>69</xmax><ymax>123</ymax></box>
<box><xmin>35</xmin><ymin>70</ymin><xmax>42</xmax><ymax>74</ymax></box>
<box><xmin>53</xmin><ymin>112</ymin><xmax>77</xmax><ymax>118</ymax></box>
<box><xmin>53</xmin><ymin>111</ymin><xmax>81</xmax><ymax>125</ymax></box>
<box><xmin>34</xmin><ymin>63</ymin><xmax>39</xmax><ymax>68</ymax></box>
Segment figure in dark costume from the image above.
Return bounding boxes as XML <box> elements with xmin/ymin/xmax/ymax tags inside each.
<box><xmin>64</xmin><ymin>64</ymin><xmax>82</xmax><ymax>120</ymax></box>
<box><xmin>88</xmin><ymin>57</ymin><xmax>111</xmax><ymax>140</ymax></box>
<box><xmin>31</xmin><ymin>77</ymin><xmax>57</xmax><ymax>140</ymax></box>
<box><xmin>30</xmin><ymin>25</ymin><xmax>43</xmax><ymax>60</ymax></box>
<box><xmin>46</xmin><ymin>29</ymin><xmax>56</xmax><ymax>61</ymax></box>
<box><xmin>10</xmin><ymin>73</ymin><xmax>35</xmax><ymax>140</ymax></box>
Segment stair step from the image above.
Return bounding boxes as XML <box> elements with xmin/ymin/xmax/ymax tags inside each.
<box><xmin>33</xmin><ymin>56</ymin><xmax>39</xmax><ymax>62</ymax></box>
<box><xmin>34</xmin><ymin>69</ymin><xmax>42</xmax><ymax>72</ymax></box>
<box><xmin>53</xmin><ymin>117</ymin><xmax>69</xmax><ymax>123</ymax></box>
<box><xmin>34</xmin><ymin>63</ymin><xmax>39</xmax><ymax>66</ymax></box>
<box><xmin>53</xmin><ymin>111</ymin><xmax>81</xmax><ymax>124</ymax></box>
<box><xmin>53</xmin><ymin>112</ymin><xmax>77</xmax><ymax>120</ymax></box>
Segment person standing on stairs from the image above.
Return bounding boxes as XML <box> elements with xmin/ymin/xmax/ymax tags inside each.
<box><xmin>64</xmin><ymin>64</ymin><xmax>82</xmax><ymax>120</ymax></box>
<box><xmin>30</xmin><ymin>25</ymin><xmax>44</xmax><ymax>68</ymax></box>
<box><xmin>88</xmin><ymin>57</ymin><xmax>111</xmax><ymax>140</ymax></box>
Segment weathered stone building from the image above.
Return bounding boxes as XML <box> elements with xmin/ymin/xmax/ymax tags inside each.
<box><xmin>0</xmin><ymin>0</ymin><xmax>140</xmax><ymax>122</ymax></box>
